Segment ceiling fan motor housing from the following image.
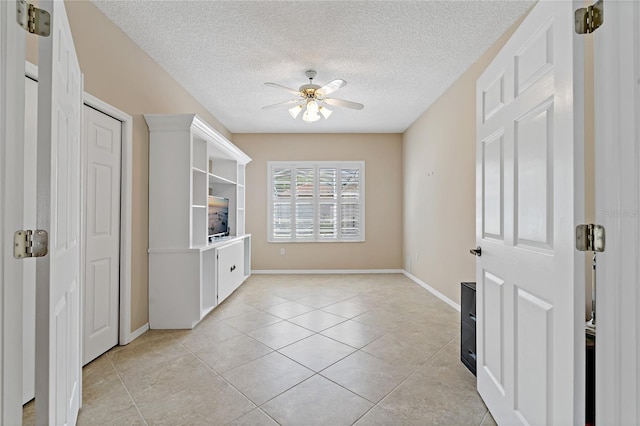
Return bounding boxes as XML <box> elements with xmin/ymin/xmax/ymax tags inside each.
<box><xmin>299</xmin><ymin>84</ymin><xmax>321</xmax><ymax>99</ymax></box>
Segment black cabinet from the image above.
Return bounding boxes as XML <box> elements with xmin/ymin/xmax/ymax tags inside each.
<box><xmin>461</xmin><ymin>282</ymin><xmax>477</xmax><ymax>376</ymax></box>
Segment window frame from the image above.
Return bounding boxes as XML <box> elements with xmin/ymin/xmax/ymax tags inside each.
<box><xmin>267</xmin><ymin>161</ymin><xmax>365</xmax><ymax>243</ymax></box>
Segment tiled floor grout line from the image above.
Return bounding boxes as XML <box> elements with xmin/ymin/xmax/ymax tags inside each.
<box><xmin>348</xmin><ymin>332</ymin><xmax>464</xmax><ymax>425</ymax></box>
<box><xmin>248</xmin><ymin>303</ymin><xmax>429</xmax><ymax>423</ymax></box>
<box><xmin>315</xmin><ymin>347</ymin><xmax>406</xmax><ymax>404</ymax></box>
<box><xmin>105</xmin><ymin>354</ymin><xmax>150</xmax><ymax>426</ymax></box>
<box><xmin>175</xmin><ymin>309</ymin><xmax>386</xmax><ymax>425</ymax></box>
<box><xmin>211</xmin><ymin>302</ymin><xmax>378</xmax><ymax>420</ymax></box>
<box><xmin>173</xmin><ymin>330</ymin><xmax>284</xmax><ymax>425</ymax></box>
<box><xmin>480</xmin><ymin>408</ymin><xmax>492</xmax><ymax>425</ymax></box>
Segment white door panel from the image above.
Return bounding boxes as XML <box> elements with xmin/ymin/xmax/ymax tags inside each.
<box><xmin>35</xmin><ymin>0</ymin><xmax>83</xmax><ymax>424</ymax></box>
<box><xmin>23</xmin><ymin>75</ymin><xmax>38</xmax><ymax>404</ymax></box>
<box><xmin>594</xmin><ymin>1</ymin><xmax>640</xmax><ymax>424</ymax></box>
<box><xmin>83</xmin><ymin>105</ymin><xmax>121</xmax><ymax>365</ymax></box>
<box><xmin>0</xmin><ymin>1</ymin><xmax>26</xmax><ymax>423</ymax></box>
<box><xmin>476</xmin><ymin>0</ymin><xmax>584</xmax><ymax>424</ymax></box>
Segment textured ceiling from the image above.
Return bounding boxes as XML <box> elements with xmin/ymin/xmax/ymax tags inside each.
<box><xmin>91</xmin><ymin>0</ymin><xmax>533</xmax><ymax>133</ymax></box>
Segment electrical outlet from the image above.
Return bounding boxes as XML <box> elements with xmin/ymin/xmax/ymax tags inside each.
<box><xmin>280</xmin><ymin>248</ymin><xmax>285</xmax><ymax>255</ymax></box>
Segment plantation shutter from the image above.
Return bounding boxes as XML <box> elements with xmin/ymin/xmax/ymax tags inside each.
<box><xmin>269</xmin><ymin>161</ymin><xmax>364</xmax><ymax>242</ymax></box>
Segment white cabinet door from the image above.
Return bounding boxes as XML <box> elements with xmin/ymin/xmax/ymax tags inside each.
<box><xmin>35</xmin><ymin>0</ymin><xmax>83</xmax><ymax>424</ymax></box>
<box><xmin>217</xmin><ymin>240</ymin><xmax>245</xmax><ymax>304</ymax></box>
<box><xmin>475</xmin><ymin>0</ymin><xmax>584</xmax><ymax>424</ymax></box>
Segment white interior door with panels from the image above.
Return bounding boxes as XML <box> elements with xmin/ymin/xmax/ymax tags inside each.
<box><xmin>0</xmin><ymin>0</ymin><xmax>26</xmax><ymax>422</ymax></box>
<box><xmin>594</xmin><ymin>1</ymin><xmax>640</xmax><ymax>424</ymax></box>
<box><xmin>35</xmin><ymin>0</ymin><xmax>83</xmax><ymax>424</ymax></box>
<box><xmin>23</xmin><ymin>70</ymin><xmax>38</xmax><ymax>405</ymax></box>
<box><xmin>82</xmin><ymin>105</ymin><xmax>121</xmax><ymax>366</ymax></box>
<box><xmin>475</xmin><ymin>0</ymin><xmax>585</xmax><ymax>424</ymax></box>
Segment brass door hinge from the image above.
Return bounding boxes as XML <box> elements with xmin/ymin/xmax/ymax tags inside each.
<box><xmin>575</xmin><ymin>0</ymin><xmax>603</xmax><ymax>34</ymax></box>
<box><xmin>16</xmin><ymin>0</ymin><xmax>50</xmax><ymax>36</ymax></box>
<box><xmin>14</xmin><ymin>230</ymin><xmax>48</xmax><ymax>259</ymax></box>
<box><xmin>576</xmin><ymin>224</ymin><xmax>605</xmax><ymax>252</ymax></box>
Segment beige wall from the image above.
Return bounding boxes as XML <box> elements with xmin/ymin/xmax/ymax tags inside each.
<box><xmin>233</xmin><ymin>134</ymin><xmax>403</xmax><ymax>271</ymax></box>
<box><xmin>27</xmin><ymin>0</ymin><xmax>232</xmax><ymax>332</ymax></box>
<box><xmin>402</xmin><ymin>16</ymin><xmax>526</xmax><ymax>305</ymax></box>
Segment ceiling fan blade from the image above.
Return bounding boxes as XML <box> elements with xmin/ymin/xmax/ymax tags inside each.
<box><xmin>261</xmin><ymin>99</ymin><xmax>300</xmax><ymax>110</ymax></box>
<box><xmin>316</xmin><ymin>79</ymin><xmax>346</xmax><ymax>96</ymax></box>
<box><xmin>323</xmin><ymin>98</ymin><xmax>364</xmax><ymax>110</ymax></box>
<box><xmin>264</xmin><ymin>82</ymin><xmax>301</xmax><ymax>96</ymax></box>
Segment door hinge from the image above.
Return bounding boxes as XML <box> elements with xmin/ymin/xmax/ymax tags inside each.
<box><xmin>13</xmin><ymin>230</ymin><xmax>48</xmax><ymax>259</ymax></box>
<box><xmin>575</xmin><ymin>0</ymin><xmax>603</xmax><ymax>34</ymax></box>
<box><xmin>16</xmin><ymin>0</ymin><xmax>50</xmax><ymax>37</ymax></box>
<box><xmin>576</xmin><ymin>224</ymin><xmax>605</xmax><ymax>252</ymax></box>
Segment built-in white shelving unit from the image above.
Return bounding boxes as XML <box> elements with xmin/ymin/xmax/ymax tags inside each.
<box><xmin>145</xmin><ymin>114</ymin><xmax>252</xmax><ymax>329</ymax></box>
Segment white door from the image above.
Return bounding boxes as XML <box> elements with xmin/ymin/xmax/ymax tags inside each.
<box><xmin>34</xmin><ymin>0</ymin><xmax>83</xmax><ymax>424</ymax></box>
<box><xmin>0</xmin><ymin>1</ymin><xmax>26</xmax><ymax>423</ymax></box>
<box><xmin>593</xmin><ymin>1</ymin><xmax>640</xmax><ymax>424</ymax></box>
<box><xmin>23</xmin><ymin>74</ymin><xmax>38</xmax><ymax>404</ymax></box>
<box><xmin>475</xmin><ymin>1</ymin><xmax>585</xmax><ymax>424</ymax></box>
<box><xmin>82</xmin><ymin>105</ymin><xmax>121</xmax><ymax>365</ymax></box>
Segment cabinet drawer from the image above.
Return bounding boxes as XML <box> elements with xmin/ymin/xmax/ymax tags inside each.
<box><xmin>461</xmin><ymin>282</ymin><xmax>477</xmax><ymax>328</ymax></box>
<box><xmin>461</xmin><ymin>322</ymin><xmax>476</xmax><ymax>353</ymax></box>
<box><xmin>461</xmin><ymin>346</ymin><xmax>477</xmax><ymax>376</ymax></box>
<box><xmin>461</xmin><ymin>321</ymin><xmax>477</xmax><ymax>376</ymax></box>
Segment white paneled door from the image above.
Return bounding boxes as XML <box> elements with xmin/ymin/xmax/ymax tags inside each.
<box><xmin>0</xmin><ymin>1</ymin><xmax>26</xmax><ymax>423</ymax></box>
<box><xmin>594</xmin><ymin>1</ymin><xmax>640</xmax><ymax>424</ymax></box>
<box><xmin>475</xmin><ymin>0</ymin><xmax>584</xmax><ymax>424</ymax></box>
<box><xmin>22</xmin><ymin>75</ymin><xmax>38</xmax><ymax>405</ymax></box>
<box><xmin>35</xmin><ymin>0</ymin><xmax>83</xmax><ymax>424</ymax></box>
<box><xmin>83</xmin><ymin>105</ymin><xmax>121</xmax><ymax>365</ymax></box>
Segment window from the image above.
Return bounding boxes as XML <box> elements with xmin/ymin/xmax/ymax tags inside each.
<box><xmin>268</xmin><ymin>161</ymin><xmax>365</xmax><ymax>242</ymax></box>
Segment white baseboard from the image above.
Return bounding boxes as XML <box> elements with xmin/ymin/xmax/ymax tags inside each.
<box><xmin>252</xmin><ymin>269</ymin><xmax>404</xmax><ymax>275</ymax></box>
<box><xmin>403</xmin><ymin>271</ymin><xmax>461</xmax><ymax>312</ymax></box>
<box><xmin>120</xmin><ymin>322</ymin><xmax>149</xmax><ymax>345</ymax></box>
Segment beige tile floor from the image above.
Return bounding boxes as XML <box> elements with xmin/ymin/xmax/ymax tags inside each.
<box><xmin>23</xmin><ymin>274</ymin><xmax>497</xmax><ymax>426</ymax></box>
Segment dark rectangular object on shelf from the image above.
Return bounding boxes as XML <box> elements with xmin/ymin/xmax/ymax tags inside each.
<box><xmin>461</xmin><ymin>282</ymin><xmax>477</xmax><ymax>376</ymax></box>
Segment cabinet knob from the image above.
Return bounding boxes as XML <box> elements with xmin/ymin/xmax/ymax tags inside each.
<box><xmin>230</xmin><ymin>265</ymin><xmax>236</xmax><ymax>272</ymax></box>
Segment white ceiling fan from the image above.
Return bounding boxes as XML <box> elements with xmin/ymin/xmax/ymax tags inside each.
<box><xmin>263</xmin><ymin>70</ymin><xmax>364</xmax><ymax>122</ymax></box>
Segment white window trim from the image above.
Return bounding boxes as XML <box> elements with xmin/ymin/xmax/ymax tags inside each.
<box><xmin>267</xmin><ymin>161</ymin><xmax>365</xmax><ymax>243</ymax></box>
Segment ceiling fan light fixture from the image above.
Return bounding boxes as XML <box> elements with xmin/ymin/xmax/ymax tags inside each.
<box><xmin>302</xmin><ymin>108</ymin><xmax>321</xmax><ymax>123</ymax></box>
<box><xmin>302</xmin><ymin>100</ymin><xmax>321</xmax><ymax>122</ymax></box>
<box><xmin>319</xmin><ymin>106</ymin><xmax>332</xmax><ymax>119</ymax></box>
<box><xmin>307</xmin><ymin>100</ymin><xmax>320</xmax><ymax>113</ymax></box>
<box><xmin>288</xmin><ymin>105</ymin><xmax>303</xmax><ymax>119</ymax></box>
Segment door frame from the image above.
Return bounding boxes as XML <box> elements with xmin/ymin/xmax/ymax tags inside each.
<box><xmin>0</xmin><ymin>1</ymin><xmax>26</xmax><ymax>423</ymax></box>
<box><xmin>594</xmin><ymin>0</ymin><xmax>640</xmax><ymax>423</ymax></box>
<box><xmin>25</xmin><ymin>63</ymin><xmax>136</xmax><ymax>347</ymax></box>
